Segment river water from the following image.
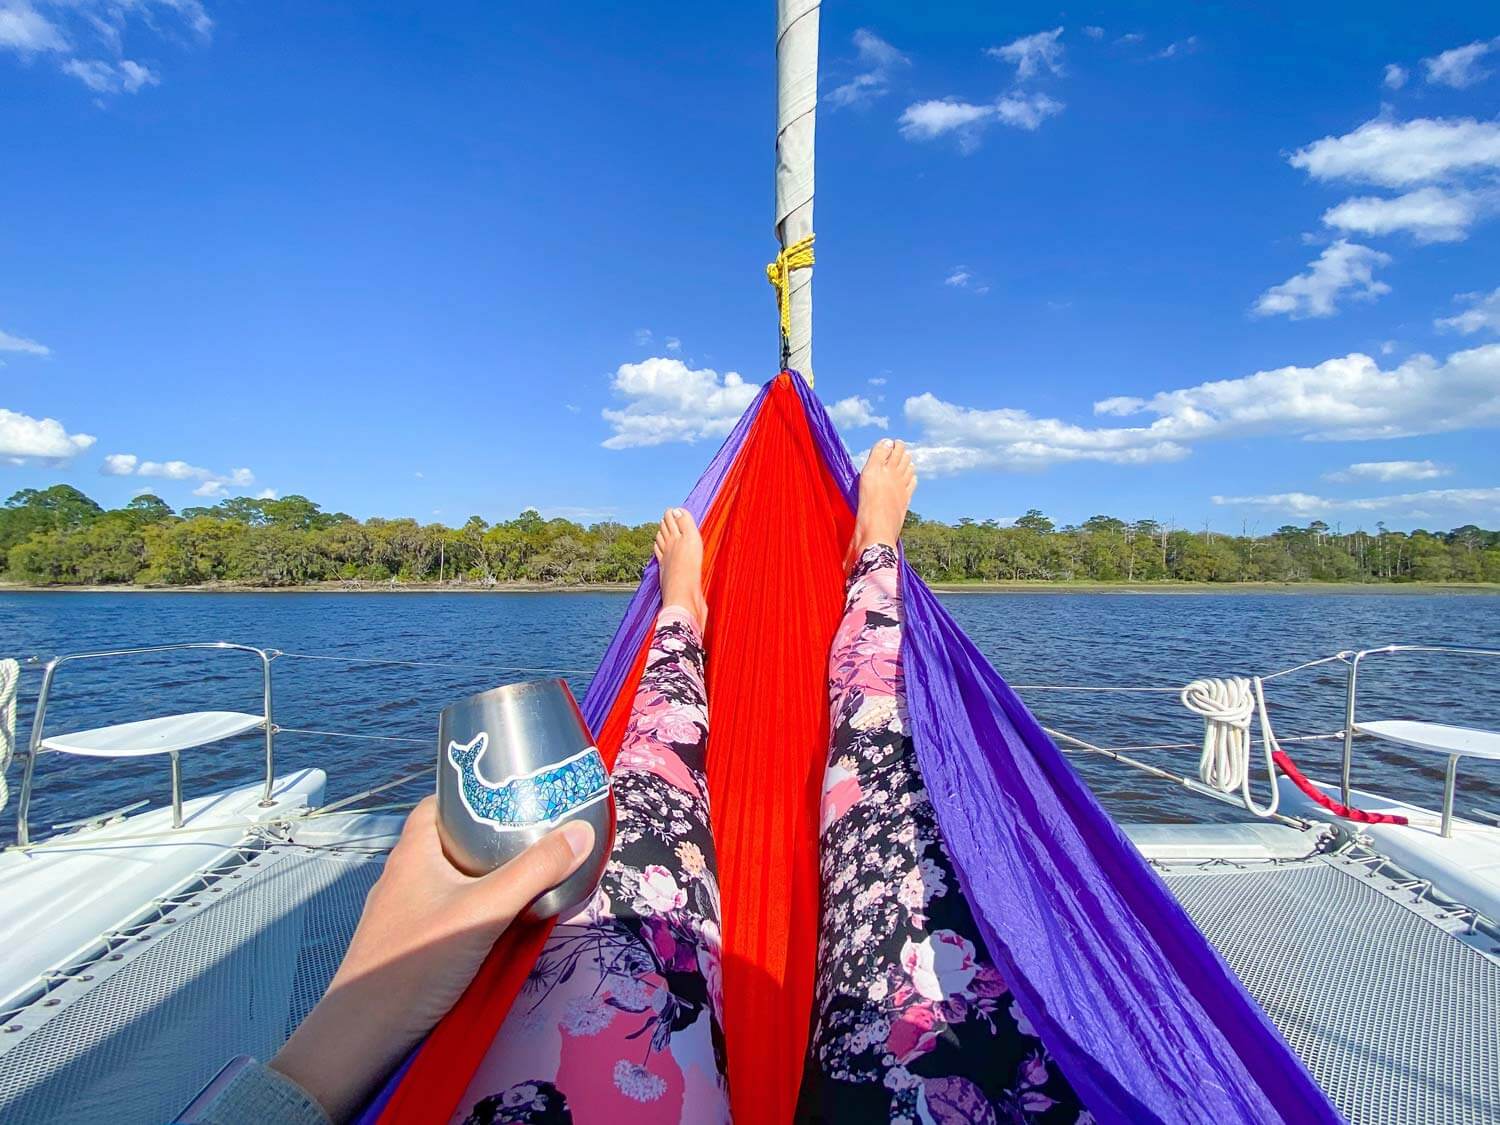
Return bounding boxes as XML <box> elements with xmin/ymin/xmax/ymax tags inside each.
<box><xmin>3</xmin><ymin>589</ymin><xmax>1498</xmax><ymax>839</ymax></box>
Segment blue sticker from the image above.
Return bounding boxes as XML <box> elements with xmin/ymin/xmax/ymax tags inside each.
<box><xmin>448</xmin><ymin>733</ymin><xmax>609</xmax><ymax>830</ymax></box>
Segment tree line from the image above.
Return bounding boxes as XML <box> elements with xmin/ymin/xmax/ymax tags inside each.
<box><xmin>3</xmin><ymin>484</ymin><xmax>1499</xmax><ymax>588</ymax></box>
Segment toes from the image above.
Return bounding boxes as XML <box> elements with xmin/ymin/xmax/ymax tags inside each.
<box><xmin>669</xmin><ymin>507</ymin><xmax>696</xmax><ymax>537</ymax></box>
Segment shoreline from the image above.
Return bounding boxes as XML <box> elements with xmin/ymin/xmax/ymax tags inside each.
<box><xmin>3</xmin><ymin>580</ymin><xmax>1498</xmax><ymax>596</ymax></box>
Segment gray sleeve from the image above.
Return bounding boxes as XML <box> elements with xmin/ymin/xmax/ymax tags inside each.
<box><xmin>190</xmin><ymin>1059</ymin><xmax>331</xmax><ymax>1125</ymax></box>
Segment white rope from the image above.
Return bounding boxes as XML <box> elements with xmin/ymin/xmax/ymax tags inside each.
<box><xmin>1180</xmin><ymin>676</ymin><xmax>1283</xmax><ymax>818</ymax></box>
<box><xmin>0</xmin><ymin>658</ymin><xmax>17</xmax><ymax>813</ymax></box>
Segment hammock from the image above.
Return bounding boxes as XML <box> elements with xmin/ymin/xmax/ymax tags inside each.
<box><xmin>365</xmin><ymin>372</ymin><xmax>1340</xmax><ymax>1125</ymax></box>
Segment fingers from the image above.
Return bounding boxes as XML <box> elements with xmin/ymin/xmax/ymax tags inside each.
<box><xmin>472</xmin><ymin>820</ymin><xmax>595</xmax><ymax>922</ymax></box>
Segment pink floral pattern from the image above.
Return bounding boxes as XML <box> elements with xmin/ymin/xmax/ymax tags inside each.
<box><xmin>457</xmin><ymin>609</ymin><xmax>730</xmax><ymax>1125</ymax></box>
<box><xmin>797</xmin><ymin>544</ymin><xmax>1083</xmax><ymax>1124</ymax></box>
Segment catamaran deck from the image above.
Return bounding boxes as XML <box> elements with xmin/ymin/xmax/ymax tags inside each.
<box><xmin>0</xmin><ymin>822</ymin><xmax>1495</xmax><ymax>1124</ymax></box>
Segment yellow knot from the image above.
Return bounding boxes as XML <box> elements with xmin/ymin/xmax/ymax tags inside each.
<box><xmin>765</xmin><ymin>234</ymin><xmax>815</xmax><ymax>343</ymax></box>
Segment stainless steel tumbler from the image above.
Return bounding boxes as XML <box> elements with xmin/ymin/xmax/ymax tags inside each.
<box><xmin>436</xmin><ymin>678</ymin><xmax>614</xmax><ymax>921</ymax></box>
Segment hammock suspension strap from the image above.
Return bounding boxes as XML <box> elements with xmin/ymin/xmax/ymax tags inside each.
<box><xmin>766</xmin><ymin>233</ymin><xmax>815</xmax><ymax>356</ymax></box>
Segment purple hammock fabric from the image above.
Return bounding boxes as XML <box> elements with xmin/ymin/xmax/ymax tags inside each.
<box><xmin>576</xmin><ymin>371</ymin><xmax>1342</xmax><ymax>1125</ymax></box>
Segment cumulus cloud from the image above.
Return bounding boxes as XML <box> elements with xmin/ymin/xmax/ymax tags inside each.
<box><xmin>0</xmin><ymin>327</ymin><xmax>50</xmax><ymax>356</ymax></box>
<box><xmin>1252</xmin><ymin>240</ymin><xmax>1391</xmax><ymax>319</ymax></box>
<box><xmin>1422</xmin><ymin>39</ymin><xmax>1496</xmax><ymax>89</ymax></box>
<box><xmin>101</xmin><ymin>452</ymin><xmax>138</xmax><ymax>475</ymax></box>
<box><xmin>0</xmin><ymin>3</ymin><xmax>64</xmax><ymax>52</ymax></box>
<box><xmin>601</xmin><ymin>357</ymin><xmax>758</xmax><ymax>449</ymax></box>
<box><xmin>987</xmin><ymin>27</ymin><xmax>1064</xmax><ymax>81</ymax></box>
<box><xmin>1383</xmin><ymin>64</ymin><xmax>1408</xmax><ymax>90</ymax></box>
<box><xmin>0</xmin><ymin>407</ymin><xmax>96</xmax><ymax>463</ymax></box>
<box><xmin>1321</xmin><ymin>186</ymin><xmax>1489</xmax><ymax>243</ymax></box>
<box><xmin>899</xmin><ymin>343</ymin><xmax>1500</xmax><ymax>474</ymax></box>
<box><xmin>100</xmin><ymin>453</ymin><xmax>256</xmax><ymax>495</ymax></box>
<box><xmin>1289</xmin><ymin>116</ymin><xmax>1500</xmax><ymax>188</ymax></box>
<box><xmin>944</xmin><ymin>267</ymin><xmax>972</xmax><ymax>288</ymax></box>
<box><xmin>827</xmin><ymin>396</ymin><xmax>889</xmax><ymax>431</ymax></box>
<box><xmin>1436</xmin><ymin>287</ymin><xmax>1500</xmax><ymax>335</ymax></box>
<box><xmin>1212</xmin><ymin>487</ymin><xmax>1500</xmax><ymax>518</ymax></box>
<box><xmin>899</xmin><ymin>92</ymin><xmax>1062</xmax><ymax>149</ymax></box>
<box><xmin>827</xmin><ymin>29</ymin><xmax>909</xmax><ymax>108</ymax></box>
<box><xmin>664</xmin><ymin>336</ymin><xmax>681</xmax><ymax>352</ymax></box>
<box><xmin>1324</xmin><ymin>460</ymin><xmax>1450</xmax><ymax>483</ymax></box>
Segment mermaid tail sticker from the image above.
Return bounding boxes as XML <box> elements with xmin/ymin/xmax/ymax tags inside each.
<box><xmin>447</xmin><ymin>732</ymin><xmax>610</xmax><ymax>831</ymax></box>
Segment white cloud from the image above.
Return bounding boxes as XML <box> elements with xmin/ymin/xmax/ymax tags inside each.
<box><xmin>1289</xmin><ymin>116</ymin><xmax>1500</xmax><ymax>188</ymax></box>
<box><xmin>2</xmin><ymin>1</ymin><xmax>210</xmax><ymax>95</ymax></box>
<box><xmin>254</xmin><ymin>488</ymin><xmax>277</xmax><ymax>500</ymax></box>
<box><xmin>0</xmin><ymin>2</ymin><xmax>64</xmax><ymax>52</ymax></box>
<box><xmin>664</xmin><ymin>336</ymin><xmax>681</xmax><ymax>352</ymax></box>
<box><xmin>1321</xmin><ymin>186</ymin><xmax>1488</xmax><ymax>243</ymax></box>
<box><xmin>1325</xmin><ymin>460</ymin><xmax>1450</xmax><ymax>483</ymax></box>
<box><xmin>1383</xmin><ymin>64</ymin><xmax>1408</xmax><ymax>90</ymax></box>
<box><xmin>868</xmin><ymin>376</ymin><xmax>888</xmax><ymax>387</ymax></box>
<box><xmin>102</xmin><ymin>453</ymin><xmax>257</xmax><ymax>495</ymax></box>
<box><xmin>62</xmin><ymin>56</ymin><xmax>158</xmax><ymax>93</ymax></box>
<box><xmin>0</xmin><ymin>327</ymin><xmax>50</xmax><ymax>356</ymax></box>
<box><xmin>899</xmin><ymin>92</ymin><xmax>1062</xmax><ymax>149</ymax></box>
<box><xmin>899</xmin><ymin>342</ymin><xmax>1500</xmax><ymax>474</ymax></box>
<box><xmin>995</xmin><ymin>92</ymin><xmax>1064</xmax><ymax>130</ymax></box>
<box><xmin>1153</xmin><ymin>36</ymin><xmax>1199</xmax><ymax>60</ymax></box>
<box><xmin>1083</xmin><ymin>26</ymin><xmax>1104</xmax><ymax>41</ymax></box>
<box><xmin>827</xmin><ymin>396</ymin><xmax>889</xmax><ymax>430</ymax></box>
<box><xmin>632</xmin><ymin>328</ymin><xmax>653</xmax><ymax>347</ymax></box>
<box><xmin>1252</xmin><ymin>239</ymin><xmax>1391</xmax><ymax>319</ymax></box>
<box><xmin>1212</xmin><ymin>487</ymin><xmax>1500</xmax><ymax>518</ymax></box>
<box><xmin>601</xmin><ymin>356</ymin><xmax>757</xmax><ymax>449</ymax></box>
<box><xmin>1116</xmin><ymin>33</ymin><xmax>1145</xmax><ymax>46</ymax></box>
<box><xmin>0</xmin><ymin>407</ymin><xmax>96</xmax><ymax>462</ymax></box>
<box><xmin>1422</xmin><ymin>40</ymin><xmax>1496</xmax><ymax>89</ymax></box>
<box><xmin>987</xmin><ymin>27</ymin><xmax>1064</xmax><ymax>81</ymax></box>
<box><xmin>944</xmin><ymin>267</ymin><xmax>972</xmax><ymax>288</ymax></box>
<box><xmin>101</xmin><ymin>452</ymin><xmax>138</xmax><ymax>475</ymax></box>
<box><xmin>827</xmin><ymin>29</ymin><xmax>909</xmax><ymax>108</ymax></box>
<box><xmin>60</xmin><ymin>54</ymin><xmax>157</xmax><ymax>92</ymax></box>
<box><xmin>1436</xmin><ymin>287</ymin><xmax>1500</xmax><ymax>335</ymax></box>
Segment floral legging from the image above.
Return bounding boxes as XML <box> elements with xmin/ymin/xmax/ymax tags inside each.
<box><xmin>456</xmin><ymin>550</ymin><xmax>1082</xmax><ymax>1124</ymax></box>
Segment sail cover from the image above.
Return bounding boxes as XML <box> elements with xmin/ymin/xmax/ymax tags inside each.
<box><xmin>366</xmin><ymin>372</ymin><xmax>1340</xmax><ymax>1125</ymax></box>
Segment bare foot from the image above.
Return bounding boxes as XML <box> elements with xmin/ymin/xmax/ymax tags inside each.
<box><xmin>655</xmin><ymin>507</ymin><xmax>708</xmax><ymax>631</ymax></box>
<box><xmin>852</xmin><ymin>439</ymin><xmax>916</xmax><ymax>557</ymax></box>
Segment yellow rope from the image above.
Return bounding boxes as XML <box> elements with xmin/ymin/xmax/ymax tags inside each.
<box><xmin>765</xmin><ymin>233</ymin><xmax>815</xmax><ymax>344</ymax></box>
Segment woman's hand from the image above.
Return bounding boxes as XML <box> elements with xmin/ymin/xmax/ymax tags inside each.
<box><xmin>271</xmin><ymin>796</ymin><xmax>594</xmax><ymax>1122</ymax></box>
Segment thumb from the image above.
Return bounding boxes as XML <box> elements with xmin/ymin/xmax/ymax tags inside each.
<box><xmin>473</xmin><ymin>820</ymin><xmax>596</xmax><ymax>922</ymax></box>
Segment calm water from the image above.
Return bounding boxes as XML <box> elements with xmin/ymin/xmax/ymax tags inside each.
<box><xmin>3</xmin><ymin>590</ymin><xmax>1498</xmax><ymax>839</ymax></box>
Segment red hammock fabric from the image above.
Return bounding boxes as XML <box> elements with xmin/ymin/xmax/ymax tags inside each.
<box><xmin>1271</xmin><ymin>750</ymin><xmax>1409</xmax><ymax>825</ymax></box>
<box><xmin>375</xmin><ymin>374</ymin><xmax>852</xmax><ymax>1125</ymax></box>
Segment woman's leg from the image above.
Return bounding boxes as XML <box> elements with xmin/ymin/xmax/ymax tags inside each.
<box><xmin>457</xmin><ymin>511</ymin><xmax>729</xmax><ymax>1125</ymax></box>
<box><xmin>799</xmin><ymin>444</ymin><xmax>1084</xmax><ymax>1124</ymax></box>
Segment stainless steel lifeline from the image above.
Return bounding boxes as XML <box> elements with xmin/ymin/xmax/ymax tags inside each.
<box><xmin>435</xmin><ymin>678</ymin><xmax>614</xmax><ymax>921</ymax></box>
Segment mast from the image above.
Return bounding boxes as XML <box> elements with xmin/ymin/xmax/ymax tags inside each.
<box><xmin>775</xmin><ymin>0</ymin><xmax>819</xmax><ymax>382</ymax></box>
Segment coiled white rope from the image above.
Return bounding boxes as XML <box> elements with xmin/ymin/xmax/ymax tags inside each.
<box><xmin>0</xmin><ymin>658</ymin><xmax>18</xmax><ymax>813</ymax></box>
<box><xmin>1180</xmin><ymin>676</ymin><xmax>1282</xmax><ymax>818</ymax></box>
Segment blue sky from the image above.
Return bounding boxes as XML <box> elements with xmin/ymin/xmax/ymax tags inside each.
<box><xmin>3</xmin><ymin>1</ymin><xmax>1499</xmax><ymax>533</ymax></box>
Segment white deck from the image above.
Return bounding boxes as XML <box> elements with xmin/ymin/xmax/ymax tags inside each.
<box><xmin>1277</xmin><ymin>775</ymin><xmax>1500</xmax><ymax>922</ymax></box>
<box><xmin>40</xmin><ymin>711</ymin><xmax>266</xmax><ymax>758</ymax></box>
<box><xmin>0</xmin><ymin>769</ymin><xmax>324</xmax><ymax>1013</ymax></box>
